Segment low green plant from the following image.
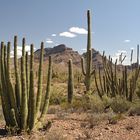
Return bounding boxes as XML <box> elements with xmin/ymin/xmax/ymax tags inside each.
<box><xmin>110</xmin><ymin>96</ymin><xmax>132</xmax><ymax>113</ymax></box>
<box><xmin>128</xmin><ymin>101</ymin><xmax>140</xmax><ymax>116</ymax></box>
<box><xmin>50</xmin><ymin>87</ymin><xmax>66</xmax><ymax>105</ymax></box>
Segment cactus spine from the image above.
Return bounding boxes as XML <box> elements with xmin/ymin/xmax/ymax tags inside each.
<box><xmin>0</xmin><ymin>36</ymin><xmax>52</xmax><ymax>132</ymax></box>
<box><xmin>81</xmin><ymin>10</ymin><xmax>94</xmax><ymax>92</ymax></box>
<box><xmin>68</xmin><ymin>59</ymin><xmax>74</xmax><ymax>103</ymax></box>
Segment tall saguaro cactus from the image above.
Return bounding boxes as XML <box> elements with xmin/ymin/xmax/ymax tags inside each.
<box><xmin>81</xmin><ymin>10</ymin><xmax>94</xmax><ymax>91</ymax></box>
<box><xmin>0</xmin><ymin>36</ymin><xmax>52</xmax><ymax>133</ymax></box>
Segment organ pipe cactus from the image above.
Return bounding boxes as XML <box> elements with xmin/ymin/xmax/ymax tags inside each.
<box><xmin>0</xmin><ymin>36</ymin><xmax>52</xmax><ymax>132</ymax></box>
<box><xmin>36</xmin><ymin>42</ymin><xmax>44</xmax><ymax>118</ymax></box>
<box><xmin>81</xmin><ymin>10</ymin><xmax>95</xmax><ymax>92</ymax></box>
<box><xmin>68</xmin><ymin>59</ymin><xmax>74</xmax><ymax>103</ymax></box>
<box><xmin>96</xmin><ymin>45</ymin><xmax>140</xmax><ymax>101</ymax></box>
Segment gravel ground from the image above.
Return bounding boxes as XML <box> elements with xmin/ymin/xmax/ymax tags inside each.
<box><xmin>0</xmin><ymin>112</ymin><xmax>140</xmax><ymax>140</ymax></box>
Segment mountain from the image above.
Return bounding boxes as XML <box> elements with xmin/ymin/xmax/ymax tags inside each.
<box><xmin>34</xmin><ymin>44</ymin><xmax>103</xmax><ymax>68</ymax></box>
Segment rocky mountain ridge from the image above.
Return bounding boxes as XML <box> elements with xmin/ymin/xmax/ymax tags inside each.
<box><xmin>34</xmin><ymin>44</ymin><xmax>103</xmax><ymax>68</ymax></box>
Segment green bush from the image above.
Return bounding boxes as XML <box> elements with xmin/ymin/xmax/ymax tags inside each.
<box><xmin>50</xmin><ymin>87</ymin><xmax>66</xmax><ymax>105</ymax></box>
<box><xmin>110</xmin><ymin>96</ymin><xmax>131</xmax><ymax>113</ymax></box>
<box><xmin>128</xmin><ymin>101</ymin><xmax>140</xmax><ymax>116</ymax></box>
<box><xmin>61</xmin><ymin>93</ymin><xmax>105</xmax><ymax>113</ymax></box>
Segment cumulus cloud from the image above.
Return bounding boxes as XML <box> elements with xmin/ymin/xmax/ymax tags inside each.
<box><xmin>59</xmin><ymin>32</ymin><xmax>76</xmax><ymax>38</ymax></box>
<box><xmin>124</xmin><ymin>40</ymin><xmax>131</xmax><ymax>43</ymax></box>
<box><xmin>52</xmin><ymin>34</ymin><xmax>56</xmax><ymax>37</ymax></box>
<box><xmin>46</xmin><ymin>38</ymin><xmax>53</xmax><ymax>44</ymax></box>
<box><xmin>69</xmin><ymin>27</ymin><xmax>88</xmax><ymax>34</ymax></box>
<box><xmin>10</xmin><ymin>45</ymin><xmax>35</xmax><ymax>58</ymax></box>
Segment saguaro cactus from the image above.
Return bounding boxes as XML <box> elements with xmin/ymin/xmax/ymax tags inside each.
<box><xmin>81</xmin><ymin>10</ymin><xmax>94</xmax><ymax>92</ymax></box>
<box><xmin>68</xmin><ymin>59</ymin><xmax>74</xmax><ymax>103</ymax></box>
<box><xmin>0</xmin><ymin>36</ymin><xmax>52</xmax><ymax>133</ymax></box>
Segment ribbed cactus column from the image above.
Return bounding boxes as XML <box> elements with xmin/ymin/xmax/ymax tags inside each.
<box><xmin>68</xmin><ymin>59</ymin><xmax>74</xmax><ymax>103</ymax></box>
<box><xmin>0</xmin><ymin>36</ymin><xmax>53</xmax><ymax>133</ymax></box>
<box><xmin>21</xmin><ymin>38</ymin><xmax>28</xmax><ymax>129</ymax></box>
<box><xmin>28</xmin><ymin>44</ymin><xmax>36</xmax><ymax>130</ymax></box>
<box><xmin>26</xmin><ymin>52</ymin><xmax>29</xmax><ymax>99</ymax></box>
<box><xmin>40</xmin><ymin>56</ymin><xmax>52</xmax><ymax>121</ymax></box>
<box><xmin>14</xmin><ymin>36</ymin><xmax>21</xmax><ymax>110</ymax></box>
<box><xmin>0</xmin><ymin>42</ymin><xmax>11</xmax><ymax>126</ymax></box>
<box><xmin>81</xmin><ymin>10</ymin><xmax>94</xmax><ymax>92</ymax></box>
<box><xmin>36</xmin><ymin>42</ymin><xmax>44</xmax><ymax>118</ymax></box>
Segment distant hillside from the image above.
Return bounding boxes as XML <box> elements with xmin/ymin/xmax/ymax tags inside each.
<box><xmin>34</xmin><ymin>44</ymin><xmax>103</xmax><ymax>69</ymax></box>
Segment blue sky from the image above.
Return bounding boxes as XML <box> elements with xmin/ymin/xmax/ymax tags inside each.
<box><xmin>0</xmin><ymin>0</ymin><xmax>140</xmax><ymax>64</ymax></box>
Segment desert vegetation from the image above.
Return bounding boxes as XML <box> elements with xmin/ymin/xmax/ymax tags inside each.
<box><xmin>0</xmin><ymin>10</ymin><xmax>140</xmax><ymax>139</ymax></box>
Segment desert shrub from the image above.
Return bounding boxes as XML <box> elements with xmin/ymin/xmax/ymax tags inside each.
<box><xmin>61</xmin><ymin>93</ymin><xmax>105</xmax><ymax>113</ymax></box>
<box><xmin>108</xmin><ymin>113</ymin><xmax>125</xmax><ymax>124</ymax></box>
<box><xmin>110</xmin><ymin>96</ymin><xmax>132</xmax><ymax>113</ymax></box>
<box><xmin>88</xmin><ymin>94</ymin><xmax>104</xmax><ymax>113</ymax></box>
<box><xmin>102</xmin><ymin>95</ymin><xmax>112</xmax><ymax>107</ymax></box>
<box><xmin>50</xmin><ymin>87</ymin><xmax>67</xmax><ymax>105</ymax></box>
<box><xmin>86</xmin><ymin>113</ymin><xmax>109</xmax><ymax>128</ymax></box>
<box><xmin>128</xmin><ymin>101</ymin><xmax>140</xmax><ymax>116</ymax></box>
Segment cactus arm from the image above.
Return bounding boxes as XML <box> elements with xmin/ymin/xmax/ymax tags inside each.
<box><xmin>14</xmin><ymin>36</ymin><xmax>21</xmax><ymax>109</ymax></box>
<box><xmin>26</xmin><ymin>52</ymin><xmax>29</xmax><ymax>100</ymax></box>
<box><xmin>28</xmin><ymin>44</ymin><xmax>36</xmax><ymax>130</ymax></box>
<box><xmin>36</xmin><ymin>42</ymin><xmax>44</xmax><ymax>118</ymax></box>
<box><xmin>90</xmin><ymin>69</ymin><xmax>95</xmax><ymax>76</ymax></box>
<box><xmin>98</xmin><ymin>67</ymin><xmax>104</xmax><ymax>94</ymax></box>
<box><xmin>94</xmin><ymin>71</ymin><xmax>102</xmax><ymax>99</ymax></box>
<box><xmin>40</xmin><ymin>56</ymin><xmax>52</xmax><ymax>120</ymax></box>
<box><xmin>21</xmin><ymin>40</ymin><xmax>28</xmax><ymax>129</ymax></box>
<box><xmin>10</xmin><ymin>108</ymin><xmax>18</xmax><ymax>127</ymax></box>
<box><xmin>0</xmin><ymin>42</ymin><xmax>11</xmax><ymax>126</ymax></box>
<box><xmin>81</xmin><ymin>57</ymin><xmax>86</xmax><ymax>76</ymax></box>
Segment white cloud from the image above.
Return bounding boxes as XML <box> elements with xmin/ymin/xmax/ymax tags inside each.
<box><xmin>124</xmin><ymin>40</ymin><xmax>131</xmax><ymax>43</ymax></box>
<box><xmin>69</xmin><ymin>27</ymin><xmax>88</xmax><ymax>34</ymax></box>
<box><xmin>59</xmin><ymin>32</ymin><xmax>76</xmax><ymax>38</ymax></box>
<box><xmin>46</xmin><ymin>38</ymin><xmax>53</xmax><ymax>44</ymax></box>
<box><xmin>10</xmin><ymin>45</ymin><xmax>36</xmax><ymax>58</ymax></box>
<box><xmin>46</xmin><ymin>40</ymin><xmax>53</xmax><ymax>44</ymax></box>
<box><xmin>52</xmin><ymin>34</ymin><xmax>56</xmax><ymax>37</ymax></box>
<box><xmin>81</xmin><ymin>48</ymin><xmax>86</xmax><ymax>51</ymax></box>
